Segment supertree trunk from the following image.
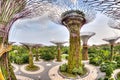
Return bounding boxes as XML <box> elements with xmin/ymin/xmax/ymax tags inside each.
<box><xmin>67</xmin><ymin>26</ymin><xmax>82</xmax><ymax>73</ymax></box>
<box><xmin>35</xmin><ymin>51</ymin><xmax>39</xmax><ymax>61</ymax></box>
<box><xmin>82</xmin><ymin>44</ymin><xmax>88</xmax><ymax>60</ymax></box>
<box><xmin>110</xmin><ymin>44</ymin><xmax>114</xmax><ymax>61</ymax></box>
<box><xmin>28</xmin><ymin>47</ymin><xmax>34</xmax><ymax>67</ymax></box>
<box><xmin>0</xmin><ymin>53</ymin><xmax>16</xmax><ymax>80</ymax></box>
<box><xmin>57</xmin><ymin>46</ymin><xmax>61</xmax><ymax>62</ymax></box>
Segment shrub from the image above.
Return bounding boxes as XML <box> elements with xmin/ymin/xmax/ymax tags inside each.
<box><xmin>100</xmin><ymin>63</ymin><xmax>107</xmax><ymax>72</ymax></box>
<box><xmin>109</xmin><ymin>78</ymin><xmax>114</xmax><ymax>80</ymax></box>
<box><xmin>72</xmin><ymin>67</ymin><xmax>83</xmax><ymax>75</ymax></box>
<box><xmin>72</xmin><ymin>67</ymin><xmax>78</xmax><ymax>75</ymax></box>
<box><xmin>98</xmin><ymin>78</ymin><xmax>104</xmax><ymax>80</ymax></box>
<box><xmin>41</xmin><ymin>52</ymin><xmax>55</xmax><ymax>61</ymax></box>
<box><xmin>100</xmin><ymin>61</ymin><xmax>117</xmax><ymax>72</ymax></box>
<box><xmin>106</xmin><ymin>66</ymin><xmax>113</xmax><ymax>77</ymax></box>
<box><xmin>104</xmin><ymin>76</ymin><xmax>109</xmax><ymax>80</ymax></box>
<box><xmin>90</xmin><ymin>56</ymin><xmax>102</xmax><ymax>66</ymax></box>
<box><xmin>77</xmin><ymin>67</ymin><xmax>83</xmax><ymax>75</ymax></box>
<box><xmin>60</xmin><ymin>64</ymin><xmax>67</xmax><ymax>72</ymax></box>
<box><xmin>22</xmin><ymin>54</ymin><xmax>29</xmax><ymax>63</ymax></box>
<box><xmin>15</xmin><ymin>56</ymin><xmax>23</xmax><ymax>64</ymax></box>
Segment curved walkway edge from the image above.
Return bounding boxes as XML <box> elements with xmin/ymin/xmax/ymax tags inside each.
<box><xmin>20</xmin><ymin>64</ymin><xmax>44</xmax><ymax>74</ymax></box>
<box><xmin>49</xmin><ymin>63</ymin><xmax>102</xmax><ymax>80</ymax></box>
<box><xmin>16</xmin><ymin>75</ymin><xmax>33</xmax><ymax>80</ymax></box>
<box><xmin>112</xmin><ymin>69</ymin><xmax>120</xmax><ymax>79</ymax></box>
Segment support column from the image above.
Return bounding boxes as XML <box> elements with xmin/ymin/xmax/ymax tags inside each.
<box><xmin>82</xmin><ymin>44</ymin><xmax>88</xmax><ymax>60</ymax></box>
<box><xmin>57</xmin><ymin>45</ymin><xmax>61</xmax><ymax>61</ymax></box>
<box><xmin>28</xmin><ymin>47</ymin><xmax>34</xmax><ymax>67</ymax></box>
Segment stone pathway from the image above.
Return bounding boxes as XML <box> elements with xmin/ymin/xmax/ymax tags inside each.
<box><xmin>16</xmin><ymin>75</ymin><xmax>33</xmax><ymax>80</ymax></box>
<box><xmin>12</xmin><ymin>63</ymin><xmax>19</xmax><ymax>73</ymax></box>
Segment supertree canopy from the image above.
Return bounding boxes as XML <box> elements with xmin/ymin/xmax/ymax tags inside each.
<box><xmin>83</xmin><ymin>0</ymin><xmax>120</xmax><ymax>19</ymax></box>
<box><xmin>27</xmin><ymin>0</ymin><xmax>96</xmax><ymax>23</ymax></box>
<box><xmin>108</xmin><ymin>19</ymin><xmax>120</xmax><ymax>30</ymax></box>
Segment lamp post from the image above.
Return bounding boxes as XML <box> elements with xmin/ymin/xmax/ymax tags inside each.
<box><xmin>103</xmin><ymin>36</ymin><xmax>120</xmax><ymax>61</ymax></box>
<box><xmin>50</xmin><ymin>41</ymin><xmax>67</xmax><ymax>62</ymax></box>
<box><xmin>80</xmin><ymin>32</ymin><xmax>95</xmax><ymax>60</ymax></box>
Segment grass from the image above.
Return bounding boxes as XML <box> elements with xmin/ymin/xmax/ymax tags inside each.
<box><xmin>25</xmin><ymin>65</ymin><xmax>40</xmax><ymax>71</ymax></box>
<box><xmin>60</xmin><ymin>68</ymin><xmax>88</xmax><ymax>78</ymax></box>
<box><xmin>117</xmin><ymin>72</ymin><xmax>120</xmax><ymax>80</ymax></box>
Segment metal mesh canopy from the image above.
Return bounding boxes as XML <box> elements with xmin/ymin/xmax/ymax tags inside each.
<box><xmin>80</xmin><ymin>32</ymin><xmax>95</xmax><ymax>44</ymax></box>
<box><xmin>50</xmin><ymin>41</ymin><xmax>67</xmax><ymax>46</ymax></box>
<box><xmin>26</xmin><ymin>0</ymin><xmax>96</xmax><ymax>24</ymax></box>
<box><xmin>103</xmin><ymin>36</ymin><xmax>120</xmax><ymax>44</ymax></box>
<box><xmin>83</xmin><ymin>0</ymin><xmax>120</xmax><ymax>19</ymax></box>
<box><xmin>108</xmin><ymin>19</ymin><xmax>120</xmax><ymax>30</ymax></box>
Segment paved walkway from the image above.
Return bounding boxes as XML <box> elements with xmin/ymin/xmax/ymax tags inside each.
<box><xmin>14</xmin><ymin>60</ymin><xmax>60</xmax><ymax>80</ymax></box>
<box><xmin>13</xmin><ymin>60</ymin><xmax>106</xmax><ymax>80</ymax></box>
<box><xmin>12</xmin><ymin>63</ymin><xmax>19</xmax><ymax>73</ymax></box>
<box><xmin>16</xmin><ymin>75</ymin><xmax>33</xmax><ymax>80</ymax></box>
<box><xmin>49</xmin><ymin>60</ymin><xmax>105</xmax><ymax>80</ymax></box>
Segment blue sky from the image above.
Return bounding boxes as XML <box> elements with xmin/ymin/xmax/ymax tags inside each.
<box><xmin>8</xmin><ymin>13</ymin><xmax>120</xmax><ymax>46</ymax></box>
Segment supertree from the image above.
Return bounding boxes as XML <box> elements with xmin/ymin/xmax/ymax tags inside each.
<box><xmin>20</xmin><ymin>42</ymin><xmax>43</xmax><ymax>68</ymax></box>
<box><xmin>103</xmin><ymin>36</ymin><xmax>120</xmax><ymax>61</ymax></box>
<box><xmin>33</xmin><ymin>44</ymin><xmax>44</xmax><ymax>61</ymax></box>
<box><xmin>27</xmin><ymin>0</ymin><xmax>96</xmax><ymax>73</ymax></box>
<box><xmin>81</xmin><ymin>32</ymin><xmax>95</xmax><ymax>60</ymax></box>
<box><xmin>50</xmin><ymin>41</ymin><xmax>67</xmax><ymax>62</ymax></box>
<box><xmin>0</xmin><ymin>0</ymin><xmax>31</xmax><ymax>79</ymax></box>
<box><xmin>83</xmin><ymin>0</ymin><xmax>120</xmax><ymax>20</ymax></box>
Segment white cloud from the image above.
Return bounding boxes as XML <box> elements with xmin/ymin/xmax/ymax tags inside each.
<box><xmin>9</xmin><ymin>13</ymin><xmax>120</xmax><ymax>46</ymax></box>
